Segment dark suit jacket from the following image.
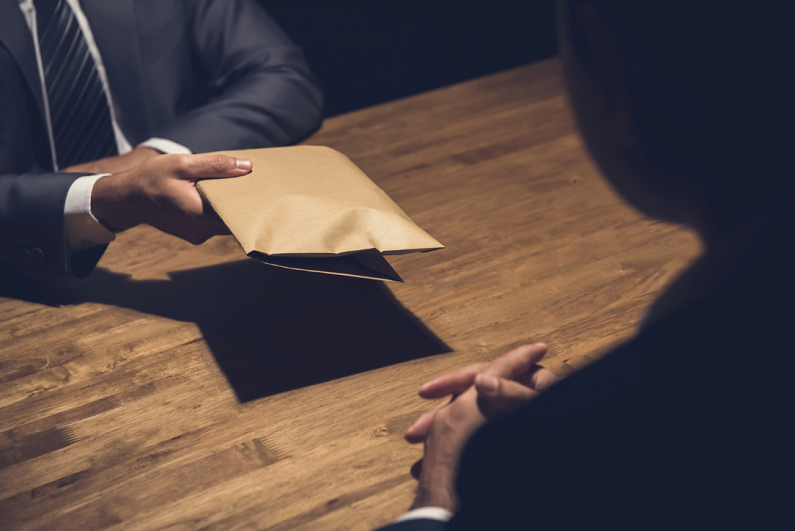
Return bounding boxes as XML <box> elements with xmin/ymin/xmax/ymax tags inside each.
<box><xmin>380</xmin><ymin>203</ymin><xmax>794</xmax><ymax>530</ymax></box>
<box><xmin>0</xmin><ymin>0</ymin><xmax>323</xmax><ymax>276</ymax></box>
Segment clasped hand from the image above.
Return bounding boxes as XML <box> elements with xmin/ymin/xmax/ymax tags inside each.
<box><xmin>405</xmin><ymin>343</ymin><xmax>559</xmax><ymax>511</ymax></box>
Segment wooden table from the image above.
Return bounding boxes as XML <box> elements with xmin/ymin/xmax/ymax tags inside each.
<box><xmin>0</xmin><ymin>58</ymin><xmax>700</xmax><ymax>530</ymax></box>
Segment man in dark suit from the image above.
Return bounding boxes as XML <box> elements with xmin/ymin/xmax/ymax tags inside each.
<box><xmin>379</xmin><ymin>0</ymin><xmax>793</xmax><ymax>528</ymax></box>
<box><xmin>0</xmin><ymin>0</ymin><xmax>322</xmax><ymax>277</ymax></box>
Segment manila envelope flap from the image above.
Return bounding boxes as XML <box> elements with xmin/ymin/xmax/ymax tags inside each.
<box><xmin>248</xmin><ymin>249</ymin><xmax>403</xmax><ymax>282</ymax></box>
<box><xmin>196</xmin><ymin>146</ymin><xmax>443</xmax><ymax>281</ymax></box>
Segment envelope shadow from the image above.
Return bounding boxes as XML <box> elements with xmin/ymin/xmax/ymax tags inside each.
<box><xmin>1</xmin><ymin>260</ymin><xmax>450</xmax><ymax>401</ymax></box>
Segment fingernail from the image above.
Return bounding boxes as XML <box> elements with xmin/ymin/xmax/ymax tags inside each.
<box><xmin>419</xmin><ymin>380</ymin><xmax>435</xmax><ymax>393</ymax></box>
<box><xmin>476</xmin><ymin>374</ymin><xmax>499</xmax><ymax>395</ymax></box>
<box><xmin>406</xmin><ymin>414</ymin><xmax>424</xmax><ymax>433</ymax></box>
<box><xmin>236</xmin><ymin>158</ymin><xmax>252</xmax><ymax>171</ymax></box>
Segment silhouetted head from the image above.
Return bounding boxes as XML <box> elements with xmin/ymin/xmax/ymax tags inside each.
<box><xmin>557</xmin><ymin>1</ymin><xmax>793</xmax><ymax>241</ymax></box>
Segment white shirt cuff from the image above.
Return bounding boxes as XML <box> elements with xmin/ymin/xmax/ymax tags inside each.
<box><xmin>64</xmin><ymin>174</ymin><xmax>116</xmax><ymax>254</ymax></box>
<box><xmin>138</xmin><ymin>137</ymin><xmax>192</xmax><ymax>155</ymax></box>
<box><xmin>394</xmin><ymin>507</ymin><xmax>454</xmax><ymax>523</ymax></box>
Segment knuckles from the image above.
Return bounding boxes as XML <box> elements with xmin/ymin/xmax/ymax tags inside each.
<box><xmin>210</xmin><ymin>155</ymin><xmax>234</xmax><ymax>174</ymax></box>
<box><xmin>165</xmin><ymin>154</ymin><xmax>195</xmax><ymax>177</ymax></box>
<box><xmin>176</xmin><ymin>154</ymin><xmax>194</xmax><ymax>167</ymax></box>
<box><xmin>159</xmin><ymin>153</ymin><xmax>237</xmax><ymax>179</ymax></box>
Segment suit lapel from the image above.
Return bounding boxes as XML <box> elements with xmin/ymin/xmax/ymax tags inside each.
<box><xmin>81</xmin><ymin>0</ymin><xmax>152</xmax><ymax>145</ymax></box>
<box><xmin>0</xmin><ymin>0</ymin><xmax>48</xmax><ymax>135</ymax></box>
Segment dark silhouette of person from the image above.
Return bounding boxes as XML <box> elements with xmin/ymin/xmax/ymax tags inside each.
<box><xmin>379</xmin><ymin>0</ymin><xmax>794</xmax><ymax>528</ymax></box>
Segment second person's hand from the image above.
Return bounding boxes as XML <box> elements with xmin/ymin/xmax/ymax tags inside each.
<box><xmin>405</xmin><ymin>343</ymin><xmax>559</xmax><ymax>511</ymax></box>
<box><xmin>405</xmin><ymin>343</ymin><xmax>559</xmax><ymax>444</ymax></box>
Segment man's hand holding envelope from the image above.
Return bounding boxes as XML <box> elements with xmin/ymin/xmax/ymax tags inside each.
<box><xmin>197</xmin><ymin>146</ymin><xmax>443</xmax><ymax>281</ymax></box>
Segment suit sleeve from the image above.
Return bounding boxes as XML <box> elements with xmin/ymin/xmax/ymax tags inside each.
<box><xmin>0</xmin><ymin>33</ymin><xmax>105</xmax><ymax>277</ymax></box>
<box><xmin>444</xmin><ymin>254</ymin><xmax>792</xmax><ymax>531</ymax></box>
<box><xmin>0</xmin><ymin>172</ymin><xmax>106</xmax><ymax>277</ymax></box>
<box><xmin>150</xmin><ymin>0</ymin><xmax>324</xmax><ymax>153</ymax></box>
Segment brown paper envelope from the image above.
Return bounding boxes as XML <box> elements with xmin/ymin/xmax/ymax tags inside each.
<box><xmin>197</xmin><ymin>146</ymin><xmax>443</xmax><ymax>281</ymax></box>
<box><xmin>249</xmin><ymin>249</ymin><xmax>403</xmax><ymax>282</ymax></box>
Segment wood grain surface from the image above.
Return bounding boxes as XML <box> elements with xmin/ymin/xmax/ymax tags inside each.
<box><xmin>0</xmin><ymin>58</ymin><xmax>700</xmax><ymax>530</ymax></box>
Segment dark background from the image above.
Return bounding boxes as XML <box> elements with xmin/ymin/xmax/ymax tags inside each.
<box><xmin>259</xmin><ymin>0</ymin><xmax>558</xmax><ymax>117</ymax></box>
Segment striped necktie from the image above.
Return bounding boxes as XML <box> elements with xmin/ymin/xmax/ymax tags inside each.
<box><xmin>35</xmin><ymin>0</ymin><xmax>117</xmax><ymax>169</ymax></box>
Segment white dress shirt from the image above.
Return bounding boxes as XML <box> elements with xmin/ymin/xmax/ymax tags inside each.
<box><xmin>18</xmin><ymin>0</ymin><xmax>193</xmax><ymax>254</ymax></box>
<box><xmin>394</xmin><ymin>506</ymin><xmax>453</xmax><ymax>524</ymax></box>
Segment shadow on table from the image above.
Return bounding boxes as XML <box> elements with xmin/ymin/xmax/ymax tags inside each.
<box><xmin>0</xmin><ymin>260</ymin><xmax>450</xmax><ymax>401</ymax></box>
